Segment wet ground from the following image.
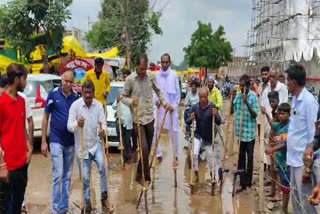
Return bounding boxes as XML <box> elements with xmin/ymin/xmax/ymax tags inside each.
<box><xmin>25</xmin><ymin>126</ymin><xmax>259</xmax><ymax>214</ymax></box>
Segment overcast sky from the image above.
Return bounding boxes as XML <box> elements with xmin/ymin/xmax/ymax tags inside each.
<box><xmin>3</xmin><ymin>0</ymin><xmax>252</xmax><ymax>65</ymax></box>
<box><xmin>67</xmin><ymin>0</ymin><xmax>252</xmax><ymax>64</ymax></box>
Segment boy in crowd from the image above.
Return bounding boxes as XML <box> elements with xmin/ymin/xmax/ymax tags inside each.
<box><xmin>265</xmin><ymin>103</ymin><xmax>291</xmax><ymax>214</ymax></box>
<box><xmin>261</xmin><ymin>91</ymin><xmax>280</xmax><ymax>126</ymax></box>
<box><xmin>112</xmin><ymin>70</ymin><xmax>137</xmax><ymax>164</ymax></box>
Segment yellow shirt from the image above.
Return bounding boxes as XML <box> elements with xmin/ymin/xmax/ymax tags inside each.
<box><xmin>208</xmin><ymin>87</ymin><xmax>223</xmax><ymax>110</ymax></box>
<box><xmin>82</xmin><ymin>69</ymin><xmax>110</xmax><ymax>105</ymax></box>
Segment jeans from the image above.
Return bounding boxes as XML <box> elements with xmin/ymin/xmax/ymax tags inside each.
<box><xmin>290</xmin><ymin>166</ymin><xmax>318</xmax><ymax>214</ymax></box>
<box><xmin>50</xmin><ymin>143</ymin><xmax>75</xmax><ymax>213</ymax></box>
<box><xmin>193</xmin><ymin>138</ymin><xmax>213</xmax><ymax>172</ymax></box>
<box><xmin>134</xmin><ymin>120</ymin><xmax>154</xmax><ymax>183</ymax></box>
<box><xmin>77</xmin><ymin>143</ymin><xmax>108</xmax><ymax>207</ymax></box>
<box><xmin>0</xmin><ymin>164</ymin><xmax>28</xmax><ymax>214</ymax></box>
<box><xmin>238</xmin><ymin>140</ymin><xmax>255</xmax><ymax>188</ymax></box>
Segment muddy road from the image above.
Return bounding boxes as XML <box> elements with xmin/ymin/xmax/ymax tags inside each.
<box><xmin>25</xmin><ymin>123</ymin><xmax>259</xmax><ymax>214</ymax></box>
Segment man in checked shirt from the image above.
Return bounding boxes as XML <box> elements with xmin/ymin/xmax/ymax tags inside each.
<box><xmin>231</xmin><ymin>74</ymin><xmax>259</xmax><ymax>193</ymax></box>
<box><xmin>121</xmin><ymin>53</ymin><xmax>173</xmax><ymax>185</ymax></box>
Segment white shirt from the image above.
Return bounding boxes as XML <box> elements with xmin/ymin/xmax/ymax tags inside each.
<box><xmin>260</xmin><ymin>81</ymin><xmax>289</xmax><ymax>134</ymax></box>
<box><xmin>18</xmin><ymin>92</ymin><xmax>32</xmax><ymax>119</ymax></box>
<box><xmin>112</xmin><ymin>100</ymin><xmax>133</xmax><ymax>130</ymax></box>
<box><xmin>287</xmin><ymin>88</ymin><xmax>319</xmax><ymax>167</ymax></box>
<box><xmin>67</xmin><ymin>98</ymin><xmax>106</xmax><ymax>159</ymax></box>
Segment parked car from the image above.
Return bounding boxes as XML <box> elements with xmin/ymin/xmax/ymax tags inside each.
<box><xmin>23</xmin><ymin>74</ymin><xmax>61</xmax><ymax>138</ymax></box>
<box><xmin>106</xmin><ymin>81</ymin><xmax>125</xmax><ymax>147</ymax></box>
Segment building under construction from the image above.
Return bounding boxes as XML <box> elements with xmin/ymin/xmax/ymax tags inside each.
<box><xmin>227</xmin><ymin>0</ymin><xmax>320</xmax><ymax>84</ymax></box>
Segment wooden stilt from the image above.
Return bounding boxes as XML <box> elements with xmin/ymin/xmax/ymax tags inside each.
<box><xmin>259</xmin><ymin>122</ymin><xmax>265</xmax><ymax>212</ymax></box>
<box><xmin>137</xmin><ymin>110</ymin><xmax>169</xmax><ymax>208</ymax></box>
<box><xmin>212</xmin><ymin>113</ymin><xmax>217</xmax><ymax>195</ymax></box>
<box><xmin>171</xmin><ymin>113</ymin><xmax>178</xmax><ymax>188</ymax></box>
<box><xmin>135</xmin><ymin>108</ymin><xmax>148</xmax><ymax>213</ymax></box>
<box><xmin>117</xmin><ymin>106</ymin><xmax>125</xmax><ymax>169</ymax></box>
<box><xmin>100</xmin><ymin>123</ymin><xmax>114</xmax><ymax>213</ymax></box>
<box><xmin>232</xmin><ymin>87</ymin><xmax>246</xmax><ymax>197</ymax></box>
<box><xmin>190</xmin><ymin>120</ymin><xmax>195</xmax><ymax>194</ymax></box>
<box><xmin>80</xmin><ymin>127</ymin><xmax>85</xmax><ymax>213</ymax></box>
<box><xmin>152</xmin><ymin>107</ymin><xmax>161</xmax><ymax>190</ymax></box>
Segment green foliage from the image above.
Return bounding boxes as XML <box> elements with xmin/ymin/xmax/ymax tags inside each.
<box><xmin>85</xmin><ymin>0</ymin><xmax>162</xmax><ymax>67</ymax></box>
<box><xmin>172</xmin><ymin>57</ymin><xmax>189</xmax><ymax>71</ymax></box>
<box><xmin>184</xmin><ymin>21</ymin><xmax>233</xmax><ymax>69</ymax></box>
<box><xmin>0</xmin><ymin>0</ymin><xmax>72</xmax><ymax>60</ymax></box>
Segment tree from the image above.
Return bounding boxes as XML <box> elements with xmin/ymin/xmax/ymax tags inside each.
<box><xmin>172</xmin><ymin>57</ymin><xmax>189</xmax><ymax>71</ymax></box>
<box><xmin>0</xmin><ymin>0</ymin><xmax>72</xmax><ymax>64</ymax></box>
<box><xmin>184</xmin><ymin>21</ymin><xmax>233</xmax><ymax>71</ymax></box>
<box><xmin>85</xmin><ymin>0</ymin><xmax>162</xmax><ymax>68</ymax></box>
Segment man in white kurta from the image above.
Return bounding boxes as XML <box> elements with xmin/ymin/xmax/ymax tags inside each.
<box><xmin>153</xmin><ymin>54</ymin><xmax>181</xmax><ymax>161</ymax></box>
<box><xmin>261</xmin><ymin>70</ymin><xmax>288</xmax><ymax>116</ymax></box>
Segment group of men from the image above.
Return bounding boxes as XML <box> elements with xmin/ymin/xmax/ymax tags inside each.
<box><xmin>0</xmin><ymin>58</ymin><xmax>114</xmax><ymax>214</ymax></box>
<box><xmin>0</xmin><ymin>53</ymin><xmax>185</xmax><ymax>214</ymax></box>
<box><xmin>3</xmin><ymin>51</ymin><xmax>320</xmax><ymax>214</ymax></box>
<box><xmin>230</xmin><ymin>64</ymin><xmax>320</xmax><ymax>214</ymax></box>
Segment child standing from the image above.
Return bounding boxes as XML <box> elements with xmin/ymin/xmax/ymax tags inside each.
<box><xmin>261</xmin><ymin>91</ymin><xmax>280</xmax><ymax>125</ymax></box>
<box><xmin>261</xmin><ymin>91</ymin><xmax>281</xmax><ymax>201</ymax></box>
<box><xmin>265</xmin><ymin>103</ymin><xmax>291</xmax><ymax>214</ymax></box>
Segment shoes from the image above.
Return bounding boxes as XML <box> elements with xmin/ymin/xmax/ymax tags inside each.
<box><xmin>101</xmin><ymin>198</ymin><xmax>114</xmax><ymax>213</ymax></box>
<box><xmin>157</xmin><ymin>156</ymin><xmax>163</xmax><ymax>163</ymax></box>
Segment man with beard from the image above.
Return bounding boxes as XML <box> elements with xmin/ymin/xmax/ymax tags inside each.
<box><xmin>154</xmin><ymin>53</ymin><xmax>180</xmax><ymax>162</ymax></box>
<box><xmin>0</xmin><ymin>64</ymin><xmax>32</xmax><ymax>213</ymax></box>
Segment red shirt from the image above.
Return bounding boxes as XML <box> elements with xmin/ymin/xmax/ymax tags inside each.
<box><xmin>0</xmin><ymin>93</ymin><xmax>27</xmax><ymax>171</ymax></box>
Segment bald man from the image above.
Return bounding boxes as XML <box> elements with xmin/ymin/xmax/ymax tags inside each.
<box><xmin>186</xmin><ymin>88</ymin><xmax>221</xmax><ymax>182</ymax></box>
<box><xmin>41</xmin><ymin>70</ymin><xmax>79</xmax><ymax>214</ymax></box>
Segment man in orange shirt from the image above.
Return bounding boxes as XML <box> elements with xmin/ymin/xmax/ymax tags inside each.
<box><xmin>82</xmin><ymin>57</ymin><xmax>110</xmax><ymax>106</ymax></box>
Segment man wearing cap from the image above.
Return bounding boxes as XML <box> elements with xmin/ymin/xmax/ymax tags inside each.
<box><xmin>82</xmin><ymin>57</ymin><xmax>111</xmax><ymax>107</ymax></box>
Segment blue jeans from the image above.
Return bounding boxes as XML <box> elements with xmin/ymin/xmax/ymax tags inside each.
<box><xmin>77</xmin><ymin>143</ymin><xmax>108</xmax><ymax>207</ymax></box>
<box><xmin>50</xmin><ymin>143</ymin><xmax>75</xmax><ymax>213</ymax></box>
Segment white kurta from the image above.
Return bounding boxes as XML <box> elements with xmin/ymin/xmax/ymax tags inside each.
<box><xmin>153</xmin><ymin>68</ymin><xmax>181</xmax><ymax>131</ymax></box>
<box><xmin>153</xmin><ymin>68</ymin><xmax>181</xmax><ymax>158</ymax></box>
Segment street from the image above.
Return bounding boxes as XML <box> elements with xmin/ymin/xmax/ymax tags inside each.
<box><xmin>24</xmin><ymin>115</ymin><xmax>258</xmax><ymax>214</ymax></box>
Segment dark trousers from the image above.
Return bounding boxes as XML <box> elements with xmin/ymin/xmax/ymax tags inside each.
<box><xmin>0</xmin><ymin>164</ymin><xmax>28</xmax><ymax>214</ymax></box>
<box><xmin>134</xmin><ymin>120</ymin><xmax>154</xmax><ymax>183</ymax></box>
<box><xmin>121</xmin><ymin>126</ymin><xmax>132</xmax><ymax>162</ymax></box>
<box><xmin>131</xmin><ymin>128</ymin><xmax>138</xmax><ymax>153</ymax></box>
<box><xmin>238</xmin><ymin>140</ymin><xmax>255</xmax><ymax>188</ymax></box>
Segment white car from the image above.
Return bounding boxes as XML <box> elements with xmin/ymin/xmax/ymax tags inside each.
<box><xmin>23</xmin><ymin>74</ymin><xmax>62</xmax><ymax>138</ymax></box>
<box><xmin>106</xmin><ymin>81</ymin><xmax>125</xmax><ymax>147</ymax></box>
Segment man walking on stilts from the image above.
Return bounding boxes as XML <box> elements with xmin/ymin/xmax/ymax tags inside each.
<box><xmin>153</xmin><ymin>53</ymin><xmax>181</xmax><ymax>163</ymax></box>
<box><xmin>121</xmin><ymin>53</ymin><xmax>173</xmax><ymax>185</ymax></box>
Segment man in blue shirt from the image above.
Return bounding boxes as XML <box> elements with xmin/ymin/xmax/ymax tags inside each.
<box><xmin>285</xmin><ymin>64</ymin><xmax>319</xmax><ymax>214</ymax></box>
<box><xmin>186</xmin><ymin>88</ymin><xmax>221</xmax><ymax>182</ymax></box>
<box><xmin>41</xmin><ymin>70</ymin><xmax>78</xmax><ymax>214</ymax></box>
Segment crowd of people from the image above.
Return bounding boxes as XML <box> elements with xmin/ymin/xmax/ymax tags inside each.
<box><xmin>1</xmin><ymin>51</ymin><xmax>320</xmax><ymax>214</ymax></box>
